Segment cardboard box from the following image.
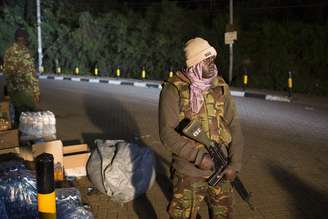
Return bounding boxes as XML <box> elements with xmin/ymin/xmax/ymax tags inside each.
<box><xmin>19</xmin><ymin>145</ymin><xmax>34</xmax><ymax>161</ymax></box>
<box><xmin>0</xmin><ymin>147</ymin><xmax>20</xmax><ymax>155</ymax></box>
<box><xmin>0</xmin><ymin>100</ymin><xmax>12</xmax><ymax>130</ymax></box>
<box><xmin>63</xmin><ymin>144</ymin><xmax>88</xmax><ymax>154</ymax></box>
<box><xmin>0</xmin><ymin>129</ymin><xmax>19</xmax><ymax>149</ymax></box>
<box><xmin>32</xmin><ymin>140</ymin><xmax>64</xmax><ymax>165</ymax></box>
<box><xmin>63</xmin><ymin>144</ymin><xmax>90</xmax><ymax>177</ymax></box>
<box><xmin>23</xmin><ymin>141</ymin><xmax>90</xmax><ymax>177</ymax></box>
<box><xmin>32</xmin><ymin>140</ymin><xmax>65</xmax><ymax>181</ymax></box>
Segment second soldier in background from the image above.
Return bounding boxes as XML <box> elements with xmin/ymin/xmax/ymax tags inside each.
<box><xmin>3</xmin><ymin>28</ymin><xmax>40</xmax><ymax>123</ymax></box>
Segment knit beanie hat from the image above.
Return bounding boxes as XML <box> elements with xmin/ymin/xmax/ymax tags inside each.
<box><xmin>184</xmin><ymin>37</ymin><xmax>217</xmax><ymax>68</ymax></box>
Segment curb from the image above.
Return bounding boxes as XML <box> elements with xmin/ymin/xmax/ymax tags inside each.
<box><xmin>0</xmin><ymin>73</ymin><xmax>291</xmax><ymax>103</ymax></box>
<box><xmin>231</xmin><ymin>90</ymin><xmax>290</xmax><ymax>103</ymax></box>
<box><xmin>37</xmin><ymin>74</ymin><xmax>162</xmax><ymax>89</ymax></box>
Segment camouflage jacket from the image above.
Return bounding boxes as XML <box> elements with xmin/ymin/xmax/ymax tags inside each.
<box><xmin>159</xmin><ymin>72</ymin><xmax>244</xmax><ymax>177</ymax></box>
<box><xmin>3</xmin><ymin>42</ymin><xmax>40</xmax><ymax>101</ymax></box>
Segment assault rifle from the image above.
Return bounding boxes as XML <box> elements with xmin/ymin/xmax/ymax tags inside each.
<box><xmin>182</xmin><ymin>120</ymin><xmax>254</xmax><ymax>210</ymax></box>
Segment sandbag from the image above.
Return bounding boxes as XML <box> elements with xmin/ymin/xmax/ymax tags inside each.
<box><xmin>87</xmin><ymin>140</ymin><xmax>156</xmax><ymax>203</ymax></box>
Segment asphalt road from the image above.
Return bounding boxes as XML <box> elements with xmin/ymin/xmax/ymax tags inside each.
<box><xmin>1</xmin><ymin>78</ymin><xmax>328</xmax><ymax>219</ymax></box>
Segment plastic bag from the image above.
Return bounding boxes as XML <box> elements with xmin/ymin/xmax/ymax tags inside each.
<box><xmin>19</xmin><ymin>111</ymin><xmax>56</xmax><ymax>141</ymax></box>
<box><xmin>0</xmin><ymin>159</ymin><xmax>38</xmax><ymax>219</ymax></box>
<box><xmin>87</xmin><ymin>140</ymin><xmax>156</xmax><ymax>203</ymax></box>
<box><xmin>56</xmin><ymin>188</ymin><xmax>94</xmax><ymax>219</ymax></box>
<box><xmin>0</xmin><ymin>199</ymin><xmax>8</xmax><ymax>219</ymax></box>
<box><xmin>0</xmin><ymin>159</ymin><xmax>94</xmax><ymax>219</ymax></box>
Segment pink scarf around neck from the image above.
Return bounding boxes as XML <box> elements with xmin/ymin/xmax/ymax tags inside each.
<box><xmin>183</xmin><ymin>62</ymin><xmax>218</xmax><ymax>114</ymax></box>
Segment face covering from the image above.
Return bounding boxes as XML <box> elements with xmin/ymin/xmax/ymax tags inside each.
<box><xmin>183</xmin><ymin>61</ymin><xmax>218</xmax><ymax>114</ymax></box>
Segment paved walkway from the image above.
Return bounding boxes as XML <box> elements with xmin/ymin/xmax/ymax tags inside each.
<box><xmin>31</xmin><ymin>80</ymin><xmax>326</xmax><ymax>219</ymax></box>
<box><xmin>74</xmin><ymin>94</ymin><xmax>328</xmax><ymax>219</ymax></box>
<box><xmin>1</xmin><ymin>77</ymin><xmax>328</xmax><ymax>219</ymax></box>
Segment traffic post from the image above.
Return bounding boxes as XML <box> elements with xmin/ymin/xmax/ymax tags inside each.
<box><xmin>243</xmin><ymin>68</ymin><xmax>248</xmax><ymax>91</ymax></box>
<box><xmin>39</xmin><ymin>66</ymin><xmax>44</xmax><ymax>74</ymax></box>
<box><xmin>169</xmin><ymin>68</ymin><xmax>174</xmax><ymax>78</ymax></box>
<box><xmin>75</xmin><ymin>67</ymin><xmax>79</xmax><ymax>75</ymax></box>
<box><xmin>36</xmin><ymin>153</ymin><xmax>56</xmax><ymax>219</ymax></box>
<box><xmin>288</xmin><ymin>71</ymin><xmax>293</xmax><ymax>97</ymax></box>
<box><xmin>94</xmin><ymin>67</ymin><xmax>99</xmax><ymax>76</ymax></box>
<box><xmin>116</xmin><ymin>67</ymin><xmax>121</xmax><ymax>78</ymax></box>
<box><xmin>141</xmin><ymin>67</ymin><xmax>146</xmax><ymax>79</ymax></box>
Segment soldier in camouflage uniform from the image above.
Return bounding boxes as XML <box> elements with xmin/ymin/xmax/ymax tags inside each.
<box><xmin>159</xmin><ymin>38</ymin><xmax>244</xmax><ymax>219</ymax></box>
<box><xmin>3</xmin><ymin>28</ymin><xmax>40</xmax><ymax>121</ymax></box>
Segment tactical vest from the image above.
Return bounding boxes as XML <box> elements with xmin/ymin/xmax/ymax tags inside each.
<box><xmin>167</xmin><ymin>72</ymin><xmax>232</xmax><ymax>145</ymax></box>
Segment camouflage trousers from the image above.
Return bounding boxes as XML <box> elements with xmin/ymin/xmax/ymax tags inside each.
<box><xmin>168</xmin><ymin>173</ymin><xmax>233</xmax><ymax>219</ymax></box>
<box><xmin>9</xmin><ymin>90</ymin><xmax>37</xmax><ymax>125</ymax></box>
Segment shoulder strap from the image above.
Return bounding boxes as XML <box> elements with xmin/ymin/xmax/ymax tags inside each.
<box><xmin>166</xmin><ymin>72</ymin><xmax>192</xmax><ymax>119</ymax></box>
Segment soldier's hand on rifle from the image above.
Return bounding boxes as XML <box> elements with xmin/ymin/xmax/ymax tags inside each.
<box><xmin>221</xmin><ymin>166</ymin><xmax>237</xmax><ymax>181</ymax></box>
<box><xmin>198</xmin><ymin>154</ymin><xmax>214</xmax><ymax>170</ymax></box>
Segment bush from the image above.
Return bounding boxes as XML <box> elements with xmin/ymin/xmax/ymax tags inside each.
<box><xmin>0</xmin><ymin>0</ymin><xmax>327</xmax><ymax>95</ymax></box>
